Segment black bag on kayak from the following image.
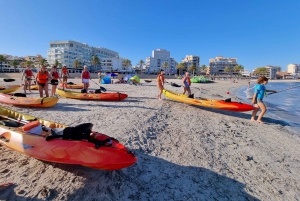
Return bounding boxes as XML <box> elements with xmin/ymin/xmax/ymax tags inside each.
<box><xmin>95</xmin><ymin>89</ymin><xmax>101</xmax><ymax>94</ymax></box>
<box><xmin>81</xmin><ymin>89</ymin><xmax>87</xmax><ymax>93</ymax></box>
<box><xmin>13</xmin><ymin>93</ymin><xmax>27</xmax><ymax>97</ymax></box>
<box><xmin>62</xmin><ymin>123</ymin><xmax>93</xmax><ymax>140</ymax></box>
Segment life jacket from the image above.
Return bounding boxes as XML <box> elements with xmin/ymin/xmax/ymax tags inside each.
<box><xmin>62</xmin><ymin>68</ymin><xmax>68</xmax><ymax>74</ymax></box>
<box><xmin>52</xmin><ymin>71</ymin><xmax>59</xmax><ymax>79</ymax></box>
<box><xmin>25</xmin><ymin>69</ymin><xmax>33</xmax><ymax>77</ymax></box>
<box><xmin>82</xmin><ymin>71</ymin><xmax>90</xmax><ymax>79</ymax></box>
<box><xmin>22</xmin><ymin>121</ymin><xmax>40</xmax><ymax>132</ymax></box>
<box><xmin>187</xmin><ymin>77</ymin><xmax>191</xmax><ymax>86</ymax></box>
<box><xmin>37</xmin><ymin>72</ymin><xmax>48</xmax><ymax>84</ymax></box>
<box><xmin>156</xmin><ymin>74</ymin><xmax>165</xmax><ymax>83</ymax></box>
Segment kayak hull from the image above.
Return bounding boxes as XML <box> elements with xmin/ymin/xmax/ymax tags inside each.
<box><xmin>0</xmin><ymin>85</ymin><xmax>20</xmax><ymax>94</ymax></box>
<box><xmin>163</xmin><ymin>89</ymin><xmax>254</xmax><ymax>112</ymax></box>
<box><xmin>56</xmin><ymin>88</ymin><xmax>128</xmax><ymax>101</ymax></box>
<box><xmin>0</xmin><ymin>107</ymin><xmax>137</xmax><ymax>170</ymax></box>
<box><xmin>0</xmin><ymin>93</ymin><xmax>58</xmax><ymax>108</ymax></box>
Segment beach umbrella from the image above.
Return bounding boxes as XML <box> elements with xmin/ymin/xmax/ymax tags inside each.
<box><xmin>107</xmin><ymin>73</ymin><xmax>118</xmax><ymax>78</ymax></box>
<box><xmin>130</xmin><ymin>75</ymin><xmax>140</xmax><ymax>84</ymax></box>
<box><xmin>123</xmin><ymin>74</ymin><xmax>134</xmax><ymax>81</ymax></box>
<box><xmin>101</xmin><ymin>76</ymin><xmax>111</xmax><ymax>84</ymax></box>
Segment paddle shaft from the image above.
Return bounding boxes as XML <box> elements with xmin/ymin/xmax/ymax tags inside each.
<box><xmin>267</xmin><ymin>85</ymin><xmax>300</xmax><ymax>95</ymax></box>
<box><xmin>0</xmin><ymin>115</ymin><xmax>29</xmax><ymax>125</ymax></box>
<box><xmin>90</xmin><ymin>79</ymin><xmax>107</xmax><ymax>91</ymax></box>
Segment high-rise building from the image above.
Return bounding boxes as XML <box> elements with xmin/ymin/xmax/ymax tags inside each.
<box><xmin>145</xmin><ymin>49</ymin><xmax>178</xmax><ymax>74</ymax></box>
<box><xmin>47</xmin><ymin>40</ymin><xmax>132</xmax><ymax>73</ymax></box>
<box><xmin>254</xmin><ymin>65</ymin><xmax>281</xmax><ymax>79</ymax></box>
<box><xmin>287</xmin><ymin>64</ymin><xmax>300</xmax><ymax>74</ymax></box>
<box><xmin>181</xmin><ymin>55</ymin><xmax>200</xmax><ymax>74</ymax></box>
<box><xmin>209</xmin><ymin>56</ymin><xmax>238</xmax><ymax>75</ymax></box>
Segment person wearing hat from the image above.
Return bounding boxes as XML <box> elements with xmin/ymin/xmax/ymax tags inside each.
<box><xmin>61</xmin><ymin>65</ymin><xmax>70</xmax><ymax>90</ymax></box>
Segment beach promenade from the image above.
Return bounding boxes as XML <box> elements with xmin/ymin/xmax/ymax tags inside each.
<box><xmin>0</xmin><ymin>78</ymin><xmax>299</xmax><ymax>200</ymax></box>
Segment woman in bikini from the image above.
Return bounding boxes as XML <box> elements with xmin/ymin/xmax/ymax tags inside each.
<box><xmin>21</xmin><ymin>65</ymin><xmax>35</xmax><ymax>94</ymax></box>
<box><xmin>50</xmin><ymin>66</ymin><xmax>62</xmax><ymax>96</ymax></box>
<box><xmin>61</xmin><ymin>65</ymin><xmax>70</xmax><ymax>90</ymax></box>
<box><xmin>36</xmin><ymin>66</ymin><xmax>51</xmax><ymax>97</ymax></box>
<box><xmin>156</xmin><ymin>70</ymin><xmax>165</xmax><ymax>100</ymax></box>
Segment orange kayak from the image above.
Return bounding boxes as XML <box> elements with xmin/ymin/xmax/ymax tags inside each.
<box><xmin>0</xmin><ymin>107</ymin><xmax>137</xmax><ymax>170</ymax></box>
<box><xmin>56</xmin><ymin>88</ymin><xmax>128</xmax><ymax>101</ymax></box>
<box><xmin>59</xmin><ymin>83</ymin><xmax>84</xmax><ymax>89</ymax></box>
<box><xmin>0</xmin><ymin>85</ymin><xmax>20</xmax><ymax>94</ymax></box>
<box><xmin>0</xmin><ymin>93</ymin><xmax>58</xmax><ymax>108</ymax></box>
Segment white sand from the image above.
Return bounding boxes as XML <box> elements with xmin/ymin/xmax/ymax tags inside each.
<box><xmin>0</xmin><ymin>78</ymin><xmax>300</xmax><ymax>200</ymax></box>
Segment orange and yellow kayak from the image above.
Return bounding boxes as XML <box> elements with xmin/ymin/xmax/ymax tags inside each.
<box><xmin>0</xmin><ymin>85</ymin><xmax>20</xmax><ymax>94</ymax></box>
<box><xmin>163</xmin><ymin>89</ymin><xmax>254</xmax><ymax>112</ymax></box>
<box><xmin>0</xmin><ymin>93</ymin><xmax>58</xmax><ymax>108</ymax></box>
<box><xmin>0</xmin><ymin>107</ymin><xmax>137</xmax><ymax>170</ymax></box>
<box><xmin>59</xmin><ymin>83</ymin><xmax>84</xmax><ymax>89</ymax></box>
<box><xmin>56</xmin><ymin>88</ymin><xmax>128</xmax><ymax>101</ymax></box>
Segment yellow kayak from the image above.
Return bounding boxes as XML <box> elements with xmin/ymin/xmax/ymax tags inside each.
<box><xmin>0</xmin><ymin>85</ymin><xmax>20</xmax><ymax>94</ymax></box>
<box><xmin>163</xmin><ymin>89</ymin><xmax>254</xmax><ymax>112</ymax></box>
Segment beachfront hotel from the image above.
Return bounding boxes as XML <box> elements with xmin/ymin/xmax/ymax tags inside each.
<box><xmin>145</xmin><ymin>49</ymin><xmax>178</xmax><ymax>74</ymax></box>
<box><xmin>47</xmin><ymin>40</ymin><xmax>133</xmax><ymax>73</ymax></box>
<box><xmin>287</xmin><ymin>64</ymin><xmax>300</xmax><ymax>74</ymax></box>
<box><xmin>209</xmin><ymin>56</ymin><xmax>238</xmax><ymax>75</ymax></box>
<box><xmin>181</xmin><ymin>55</ymin><xmax>200</xmax><ymax>74</ymax></box>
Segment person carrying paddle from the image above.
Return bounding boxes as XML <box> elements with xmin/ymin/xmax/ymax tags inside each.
<box><xmin>182</xmin><ymin>72</ymin><xmax>192</xmax><ymax>96</ymax></box>
<box><xmin>21</xmin><ymin>65</ymin><xmax>35</xmax><ymax>94</ymax></box>
<box><xmin>36</xmin><ymin>66</ymin><xmax>51</xmax><ymax>97</ymax></box>
<box><xmin>251</xmin><ymin>76</ymin><xmax>278</xmax><ymax>123</ymax></box>
<box><xmin>61</xmin><ymin>65</ymin><xmax>70</xmax><ymax>90</ymax></box>
<box><xmin>81</xmin><ymin>65</ymin><xmax>90</xmax><ymax>91</ymax></box>
<box><xmin>50</xmin><ymin>66</ymin><xmax>62</xmax><ymax>96</ymax></box>
<box><xmin>156</xmin><ymin>70</ymin><xmax>165</xmax><ymax>100</ymax></box>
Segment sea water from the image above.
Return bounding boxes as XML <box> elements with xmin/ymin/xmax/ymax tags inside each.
<box><xmin>236</xmin><ymin>82</ymin><xmax>300</xmax><ymax>132</ymax></box>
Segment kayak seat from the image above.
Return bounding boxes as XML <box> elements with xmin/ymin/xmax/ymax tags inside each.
<box><xmin>95</xmin><ymin>89</ymin><xmax>102</xmax><ymax>94</ymax></box>
<box><xmin>46</xmin><ymin>123</ymin><xmax>93</xmax><ymax>141</ymax></box>
<box><xmin>224</xmin><ymin>98</ymin><xmax>231</xmax><ymax>102</ymax></box>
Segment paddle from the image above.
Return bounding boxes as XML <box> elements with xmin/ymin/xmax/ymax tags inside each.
<box><xmin>0</xmin><ymin>115</ymin><xmax>30</xmax><ymax>125</ymax></box>
<box><xmin>267</xmin><ymin>85</ymin><xmax>300</xmax><ymax>95</ymax></box>
<box><xmin>90</xmin><ymin>79</ymin><xmax>107</xmax><ymax>92</ymax></box>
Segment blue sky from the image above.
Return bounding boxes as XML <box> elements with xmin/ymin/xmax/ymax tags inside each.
<box><xmin>1</xmin><ymin>0</ymin><xmax>299</xmax><ymax>71</ymax></box>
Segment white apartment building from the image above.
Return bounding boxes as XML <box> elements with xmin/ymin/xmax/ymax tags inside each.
<box><xmin>209</xmin><ymin>56</ymin><xmax>238</xmax><ymax>75</ymax></box>
<box><xmin>181</xmin><ymin>55</ymin><xmax>200</xmax><ymax>73</ymax></box>
<box><xmin>145</xmin><ymin>49</ymin><xmax>178</xmax><ymax>74</ymax></box>
<box><xmin>254</xmin><ymin>65</ymin><xmax>281</xmax><ymax>79</ymax></box>
<box><xmin>47</xmin><ymin>40</ymin><xmax>132</xmax><ymax>73</ymax></box>
<box><xmin>287</xmin><ymin>64</ymin><xmax>300</xmax><ymax>74</ymax></box>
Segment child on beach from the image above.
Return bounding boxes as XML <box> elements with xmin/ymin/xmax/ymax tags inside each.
<box><xmin>36</xmin><ymin>66</ymin><xmax>51</xmax><ymax>97</ymax></box>
<box><xmin>81</xmin><ymin>65</ymin><xmax>90</xmax><ymax>91</ymax></box>
<box><xmin>61</xmin><ymin>65</ymin><xmax>70</xmax><ymax>90</ymax></box>
<box><xmin>156</xmin><ymin>70</ymin><xmax>165</xmax><ymax>100</ymax></box>
<box><xmin>182</xmin><ymin>72</ymin><xmax>191</xmax><ymax>96</ymax></box>
<box><xmin>251</xmin><ymin>76</ymin><xmax>278</xmax><ymax>123</ymax></box>
<box><xmin>50</xmin><ymin>66</ymin><xmax>62</xmax><ymax>96</ymax></box>
<box><xmin>21</xmin><ymin>65</ymin><xmax>35</xmax><ymax>94</ymax></box>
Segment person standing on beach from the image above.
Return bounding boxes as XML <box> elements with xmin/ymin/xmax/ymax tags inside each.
<box><xmin>182</xmin><ymin>72</ymin><xmax>191</xmax><ymax>96</ymax></box>
<box><xmin>61</xmin><ymin>65</ymin><xmax>70</xmax><ymax>90</ymax></box>
<box><xmin>50</xmin><ymin>66</ymin><xmax>62</xmax><ymax>96</ymax></box>
<box><xmin>21</xmin><ymin>65</ymin><xmax>35</xmax><ymax>94</ymax></box>
<box><xmin>81</xmin><ymin>65</ymin><xmax>90</xmax><ymax>91</ymax></box>
<box><xmin>36</xmin><ymin>66</ymin><xmax>51</xmax><ymax>97</ymax></box>
<box><xmin>251</xmin><ymin>76</ymin><xmax>277</xmax><ymax>123</ymax></box>
<box><xmin>156</xmin><ymin>70</ymin><xmax>165</xmax><ymax>100</ymax></box>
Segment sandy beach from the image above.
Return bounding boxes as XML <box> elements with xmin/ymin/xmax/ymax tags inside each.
<box><xmin>0</xmin><ymin>77</ymin><xmax>300</xmax><ymax>200</ymax></box>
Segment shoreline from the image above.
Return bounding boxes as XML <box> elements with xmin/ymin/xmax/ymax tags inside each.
<box><xmin>0</xmin><ymin>78</ymin><xmax>300</xmax><ymax>200</ymax></box>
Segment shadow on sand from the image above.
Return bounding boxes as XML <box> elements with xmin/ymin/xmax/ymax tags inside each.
<box><xmin>0</xmin><ymin>150</ymin><xmax>260</xmax><ymax>201</ymax></box>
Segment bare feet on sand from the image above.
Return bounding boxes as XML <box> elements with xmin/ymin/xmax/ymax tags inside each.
<box><xmin>250</xmin><ymin>118</ymin><xmax>256</xmax><ymax>122</ymax></box>
<box><xmin>0</xmin><ymin>182</ymin><xmax>14</xmax><ymax>190</ymax></box>
<box><xmin>256</xmin><ymin>120</ymin><xmax>264</xmax><ymax>124</ymax></box>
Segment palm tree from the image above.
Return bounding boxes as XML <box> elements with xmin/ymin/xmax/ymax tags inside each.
<box><xmin>0</xmin><ymin>55</ymin><xmax>7</xmax><ymax>72</ymax></box>
<box><xmin>201</xmin><ymin>65</ymin><xmax>207</xmax><ymax>72</ymax></box>
<box><xmin>176</xmin><ymin>63</ymin><xmax>186</xmax><ymax>75</ymax></box>
<box><xmin>234</xmin><ymin>64</ymin><xmax>244</xmax><ymax>73</ymax></box>
<box><xmin>224</xmin><ymin>66</ymin><xmax>232</xmax><ymax>73</ymax></box>
<box><xmin>122</xmin><ymin>59</ymin><xmax>132</xmax><ymax>72</ymax></box>
<box><xmin>254</xmin><ymin>67</ymin><xmax>267</xmax><ymax>76</ymax></box>
<box><xmin>91</xmin><ymin>55</ymin><xmax>101</xmax><ymax>72</ymax></box>
<box><xmin>139</xmin><ymin>59</ymin><xmax>144</xmax><ymax>71</ymax></box>
<box><xmin>25</xmin><ymin>60</ymin><xmax>34</xmax><ymax>68</ymax></box>
<box><xmin>162</xmin><ymin>62</ymin><xmax>169</xmax><ymax>72</ymax></box>
<box><xmin>54</xmin><ymin>60</ymin><xmax>61</xmax><ymax>67</ymax></box>
<box><xmin>188</xmin><ymin>64</ymin><xmax>196</xmax><ymax>75</ymax></box>
<box><xmin>73</xmin><ymin>59</ymin><xmax>81</xmax><ymax>72</ymax></box>
<box><xmin>10</xmin><ymin>60</ymin><xmax>20</xmax><ymax>72</ymax></box>
<box><xmin>39</xmin><ymin>58</ymin><xmax>48</xmax><ymax>68</ymax></box>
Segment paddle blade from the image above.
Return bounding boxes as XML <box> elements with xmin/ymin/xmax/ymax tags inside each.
<box><xmin>100</xmin><ymin>86</ymin><xmax>107</xmax><ymax>92</ymax></box>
